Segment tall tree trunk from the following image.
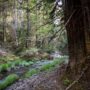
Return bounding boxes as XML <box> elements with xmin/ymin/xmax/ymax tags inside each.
<box><xmin>26</xmin><ymin>0</ymin><xmax>30</xmax><ymax>48</ymax></box>
<box><xmin>13</xmin><ymin>0</ymin><xmax>19</xmax><ymax>46</ymax></box>
<box><xmin>64</xmin><ymin>0</ymin><xmax>90</xmax><ymax>89</ymax></box>
<box><xmin>2</xmin><ymin>5</ymin><xmax>6</xmax><ymax>44</ymax></box>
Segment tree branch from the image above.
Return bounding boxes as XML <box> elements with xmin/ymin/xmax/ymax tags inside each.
<box><xmin>65</xmin><ymin>66</ymin><xmax>89</xmax><ymax>90</ymax></box>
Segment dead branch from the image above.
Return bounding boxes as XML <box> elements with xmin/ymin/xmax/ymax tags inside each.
<box><xmin>65</xmin><ymin>66</ymin><xmax>88</xmax><ymax>90</ymax></box>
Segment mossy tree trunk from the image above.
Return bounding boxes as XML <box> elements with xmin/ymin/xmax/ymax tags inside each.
<box><xmin>64</xmin><ymin>0</ymin><xmax>90</xmax><ymax>89</ymax></box>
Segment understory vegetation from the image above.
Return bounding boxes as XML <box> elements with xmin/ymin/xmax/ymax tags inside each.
<box><xmin>0</xmin><ymin>0</ymin><xmax>89</xmax><ymax>90</ymax></box>
<box><xmin>0</xmin><ymin>52</ymin><xmax>68</xmax><ymax>90</ymax></box>
<box><xmin>25</xmin><ymin>57</ymin><xmax>67</xmax><ymax>78</ymax></box>
<box><xmin>0</xmin><ymin>74</ymin><xmax>19</xmax><ymax>90</ymax></box>
<box><xmin>0</xmin><ymin>0</ymin><xmax>70</xmax><ymax>90</ymax></box>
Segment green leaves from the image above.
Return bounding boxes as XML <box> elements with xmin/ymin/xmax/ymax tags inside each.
<box><xmin>63</xmin><ymin>78</ymin><xmax>71</xmax><ymax>86</ymax></box>
<box><xmin>0</xmin><ymin>60</ymin><xmax>34</xmax><ymax>73</ymax></box>
<box><xmin>36</xmin><ymin>24</ymin><xmax>53</xmax><ymax>36</ymax></box>
<box><xmin>0</xmin><ymin>64</ymin><xmax>9</xmax><ymax>72</ymax></box>
<box><xmin>43</xmin><ymin>0</ymin><xmax>55</xmax><ymax>3</ymax></box>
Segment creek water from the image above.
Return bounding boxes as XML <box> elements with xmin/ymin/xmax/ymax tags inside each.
<box><xmin>0</xmin><ymin>51</ymin><xmax>68</xmax><ymax>83</ymax></box>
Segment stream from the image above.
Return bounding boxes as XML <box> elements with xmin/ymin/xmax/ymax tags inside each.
<box><xmin>0</xmin><ymin>51</ymin><xmax>68</xmax><ymax>83</ymax></box>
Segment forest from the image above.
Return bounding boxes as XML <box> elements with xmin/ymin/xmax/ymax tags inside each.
<box><xmin>0</xmin><ymin>0</ymin><xmax>90</xmax><ymax>90</ymax></box>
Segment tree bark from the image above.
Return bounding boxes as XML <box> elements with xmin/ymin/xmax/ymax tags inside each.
<box><xmin>64</xmin><ymin>0</ymin><xmax>90</xmax><ymax>89</ymax></box>
<box><xmin>26</xmin><ymin>0</ymin><xmax>30</xmax><ymax>48</ymax></box>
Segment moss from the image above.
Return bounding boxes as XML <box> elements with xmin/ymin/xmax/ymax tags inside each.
<box><xmin>0</xmin><ymin>74</ymin><xmax>19</xmax><ymax>90</ymax></box>
<box><xmin>25</xmin><ymin>57</ymin><xmax>66</xmax><ymax>78</ymax></box>
<box><xmin>63</xmin><ymin>78</ymin><xmax>71</xmax><ymax>86</ymax></box>
<box><xmin>0</xmin><ymin>60</ymin><xmax>34</xmax><ymax>73</ymax></box>
<box><xmin>25</xmin><ymin>69</ymin><xmax>39</xmax><ymax>78</ymax></box>
<box><xmin>0</xmin><ymin>64</ymin><xmax>9</xmax><ymax>72</ymax></box>
<box><xmin>40</xmin><ymin>63</ymin><xmax>54</xmax><ymax>71</ymax></box>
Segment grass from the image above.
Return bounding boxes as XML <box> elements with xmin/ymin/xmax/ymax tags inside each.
<box><xmin>0</xmin><ymin>74</ymin><xmax>19</xmax><ymax>90</ymax></box>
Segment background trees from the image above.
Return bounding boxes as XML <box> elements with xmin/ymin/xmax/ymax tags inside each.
<box><xmin>0</xmin><ymin>0</ymin><xmax>68</xmax><ymax>55</ymax></box>
<box><xmin>0</xmin><ymin>0</ymin><xmax>90</xmax><ymax>90</ymax></box>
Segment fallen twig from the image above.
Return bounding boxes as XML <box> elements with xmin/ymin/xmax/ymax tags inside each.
<box><xmin>65</xmin><ymin>66</ymin><xmax>88</xmax><ymax>90</ymax></box>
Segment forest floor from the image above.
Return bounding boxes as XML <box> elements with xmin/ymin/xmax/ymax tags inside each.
<box><xmin>6</xmin><ymin>64</ymin><xmax>66</xmax><ymax>90</ymax></box>
<box><xmin>0</xmin><ymin>48</ymin><xmax>68</xmax><ymax>90</ymax></box>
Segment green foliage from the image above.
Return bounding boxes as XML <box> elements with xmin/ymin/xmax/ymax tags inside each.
<box><xmin>25</xmin><ymin>69</ymin><xmax>38</xmax><ymax>78</ymax></box>
<box><xmin>36</xmin><ymin>24</ymin><xmax>53</xmax><ymax>37</ymax></box>
<box><xmin>21</xmin><ymin>48</ymin><xmax>39</xmax><ymax>56</ymax></box>
<box><xmin>0</xmin><ymin>64</ymin><xmax>9</xmax><ymax>73</ymax></box>
<box><xmin>10</xmin><ymin>60</ymin><xmax>34</xmax><ymax>68</ymax></box>
<box><xmin>43</xmin><ymin>45</ymin><xmax>56</xmax><ymax>53</ymax></box>
<box><xmin>0</xmin><ymin>74</ymin><xmax>19</xmax><ymax>90</ymax></box>
<box><xmin>0</xmin><ymin>54</ymin><xmax>20</xmax><ymax>62</ymax></box>
<box><xmin>29</xmin><ymin>0</ymin><xmax>36</xmax><ymax>8</ymax></box>
<box><xmin>40</xmin><ymin>63</ymin><xmax>54</xmax><ymax>71</ymax></box>
<box><xmin>20</xmin><ymin>48</ymin><xmax>41</xmax><ymax>60</ymax></box>
<box><xmin>43</xmin><ymin>0</ymin><xmax>55</xmax><ymax>3</ymax></box>
<box><xmin>40</xmin><ymin>58</ymin><xmax>64</xmax><ymax>71</ymax></box>
<box><xmin>14</xmin><ymin>46</ymin><xmax>24</xmax><ymax>55</ymax></box>
<box><xmin>19</xmin><ymin>61</ymin><xmax>34</xmax><ymax>67</ymax></box>
<box><xmin>0</xmin><ymin>59</ymin><xmax>34</xmax><ymax>73</ymax></box>
<box><xmin>28</xmin><ymin>48</ymin><xmax>39</xmax><ymax>53</ymax></box>
<box><xmin>0</xmin><ymin>0</ymin><xmax>67</xmax><ymax>54</ymax></box>
<box><xmin>25</xmin><ymin>57</ymin><xmax>66</xmax><ymax>78</ymax></box>
<box><xmin>13</xmin><ymin>60</ymin><xmax>21</xmax><ymax>66</ymax></box>
<box><xmin>63</xmin><ymin>78</ymin><xmax>71</xmax><ymax>86</ymax></box>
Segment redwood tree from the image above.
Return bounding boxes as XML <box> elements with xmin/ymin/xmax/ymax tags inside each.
<box><xmin>64</xmin><ymin>0</ymin><xmax>90</xmax><ymax>89</ymax></box>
